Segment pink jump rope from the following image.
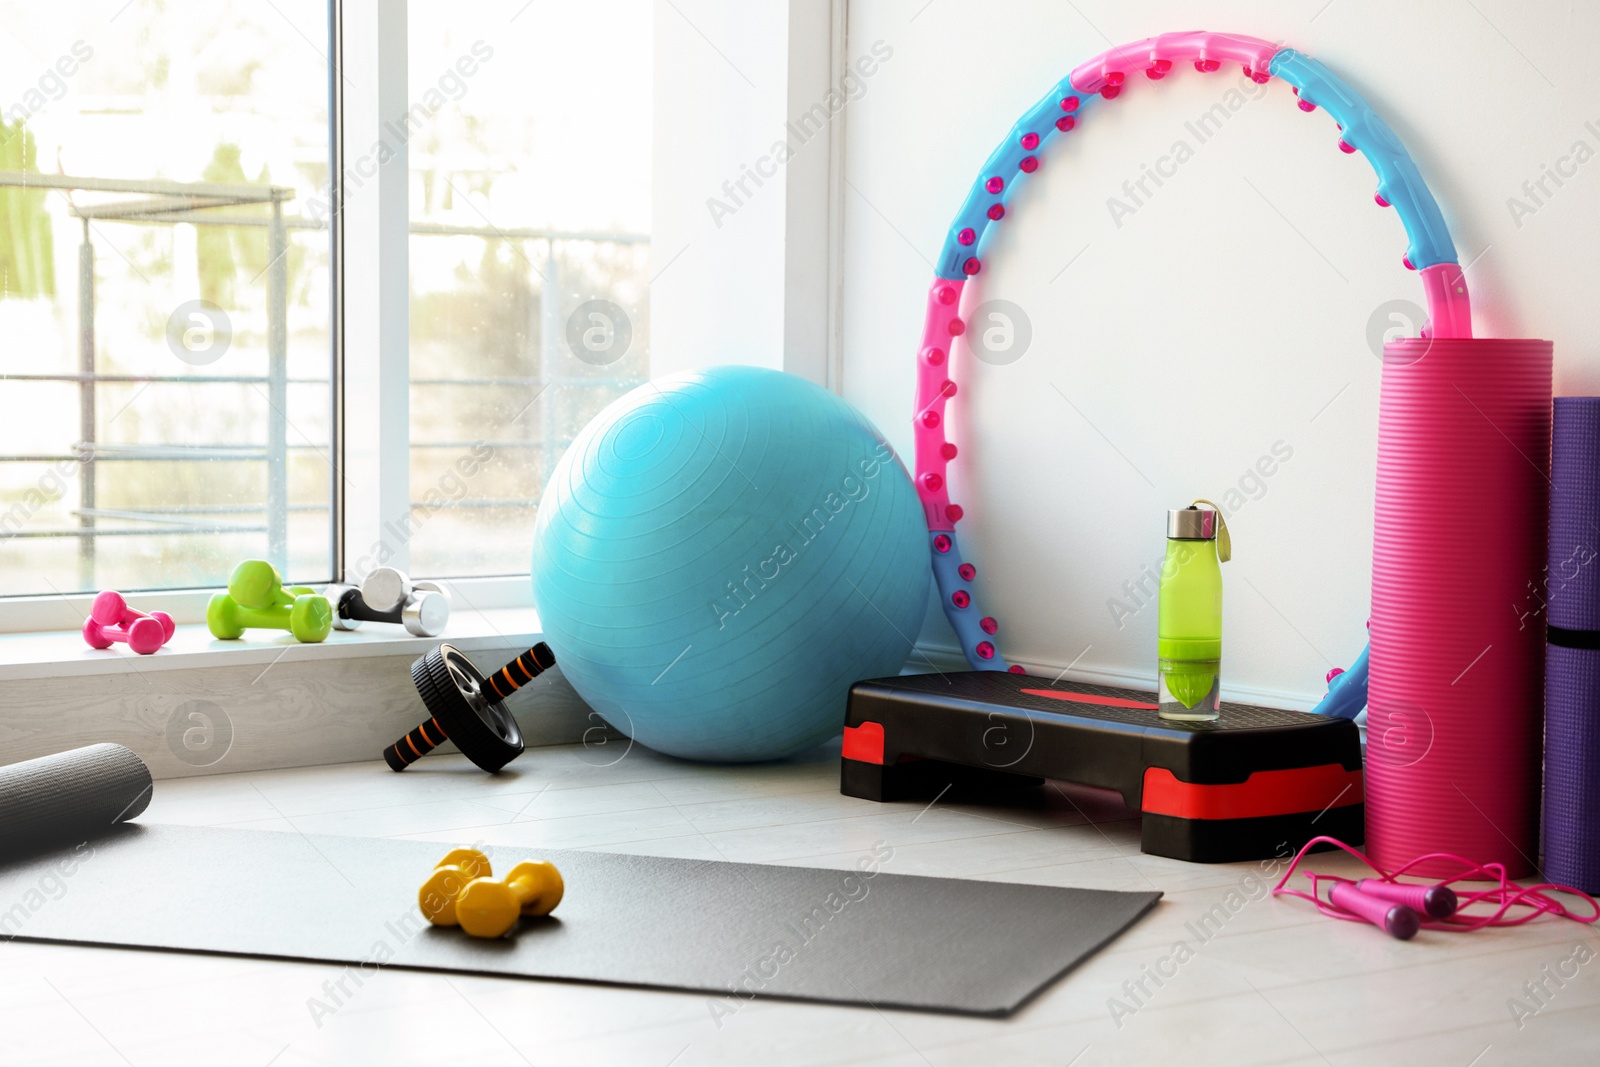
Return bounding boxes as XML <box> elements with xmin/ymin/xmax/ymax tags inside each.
<box><xmin>1272</xmin><ymin>836</ymin><xmax>1599</xmax><ymax>940</ymax></box>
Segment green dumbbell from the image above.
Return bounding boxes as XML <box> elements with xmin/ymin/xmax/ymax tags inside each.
<box><xmin>207</xmin><ymin>560</ymin><xmax>333</xmax><ymax>643</ymax></box>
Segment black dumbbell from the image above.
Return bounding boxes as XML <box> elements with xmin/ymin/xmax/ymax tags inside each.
<box><xmin>328</xmin><ymin>567</ymin><xmax>449</xmax><ymax>637</ymax></box>
<box><xmin>384</xmin><ymin>642</ymin><xmax>556</xmax><ymax>773</ymax></box>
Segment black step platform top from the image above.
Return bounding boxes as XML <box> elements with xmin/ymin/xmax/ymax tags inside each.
<box><xmin>845</xmin><ymin>670</ymin><xmax>1361</xmax><ymax>808</ymax></box>
<box><xmin>857</xmin><ymin>670</ymin><xmax>1323</xmax><ymax>731</ymax></box>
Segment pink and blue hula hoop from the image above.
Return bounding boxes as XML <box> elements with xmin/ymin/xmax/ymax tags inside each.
<box><xmin>914</xmin><ymin>32</ymin><xmax>1472</xmax><ymax>718</ymax></box>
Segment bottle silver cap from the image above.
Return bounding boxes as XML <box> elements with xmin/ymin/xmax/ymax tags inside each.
<box><xmin>1167</xmin><ymin>506</ymin><xmax>1217</xmax><ymax>540</ymax></box>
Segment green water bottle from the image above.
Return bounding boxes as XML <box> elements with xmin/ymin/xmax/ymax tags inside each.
<box><xmin>1157</xmin><ymin>502</ymin><xmax>1229</xmax><ymax>721</ymax></box>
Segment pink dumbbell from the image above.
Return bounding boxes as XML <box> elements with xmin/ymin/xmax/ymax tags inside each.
<box><xmin>82</xmin><ymin>591</ymin><xmax>176</xmax><ymax>655</ymax></box>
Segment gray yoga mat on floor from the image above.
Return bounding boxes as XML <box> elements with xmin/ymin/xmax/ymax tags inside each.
<box><xmin>0</xmin><ymin>823</ymin><xmax>1159</xmax><ymax>1016</ymax></box>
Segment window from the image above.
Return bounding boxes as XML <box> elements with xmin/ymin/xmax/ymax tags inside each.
<box><xmin>0</xmin><ymin>0</ymin><xmax>840</xmax><ymax>643</ymax></box>
<box><xmin>0</xmin><ymin>0</ymin><xmax>657</xmax><ymax>607</ymax></box>
<box><xmin>405</xmin><ymin>0</ymin><xmax>652</xmax><ymax>578</ymax></box>
<box><xmin>0</xmin><ymin>1</ymin><xmax>333</xmax><ymax>598</ymax></box>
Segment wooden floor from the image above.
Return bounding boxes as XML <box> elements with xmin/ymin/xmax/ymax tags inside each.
<box><xmin>2</xmin><ymin>741</ymin><xmax>1595</xmax><ymax>1066</ymax></box>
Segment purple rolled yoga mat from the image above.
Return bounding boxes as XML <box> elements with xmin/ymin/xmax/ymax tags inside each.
<box><xmin>1544</xmin><ymin>397</ymin><xmax>1600</xmax><ymax>893</ymax></box>
<box><xmin>1544</xmin><ymin>643</ymin><xmax>1600</xmax><ymax>893</ymax></box>
<box><xmin>1547</xmin><ymin>397</ymin><xmax>1600</xmax><ymax>631</ymax></box>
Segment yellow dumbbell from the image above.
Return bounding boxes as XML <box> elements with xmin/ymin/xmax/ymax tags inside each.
<box><xmin>455</xmin><ymin>860</ymin><xmax>564</xmax><ymax>939</ymax></box>
<box><xmin>418</xmin><ymin>848</ymin><xmax>493</xmax><ymax>926</ymax></box>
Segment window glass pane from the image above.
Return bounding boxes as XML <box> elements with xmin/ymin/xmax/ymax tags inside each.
<box><xmin>407</xmin><ymin>0</ymin><xmax>652</xmax><ymax>578</ymax></box>
<box><xmin>0</xmin><ymin>2</ymin><xmax>333</xmax><ymax>597</ymax></box>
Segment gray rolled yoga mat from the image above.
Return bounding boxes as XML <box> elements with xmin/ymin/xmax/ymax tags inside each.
<box><xmin>0</xmin><ymin>824</ymin><xmax>1160</xmax><ymax>1015</ymax></box>
<box><xmin>0</xmin><ymin>743</ymin><xmax>152</xmax><ymax>857</ymax></box>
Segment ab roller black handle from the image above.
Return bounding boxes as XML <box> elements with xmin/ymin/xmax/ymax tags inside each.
<box><xmin>483</xmin><ymin>646</ymin><xmax>554</xmax><ymax>703</ymax></box>
<box><xmin>384</xmin><ymin>643</ymin><xmax>556</xmax><ymax>773</ymax></box>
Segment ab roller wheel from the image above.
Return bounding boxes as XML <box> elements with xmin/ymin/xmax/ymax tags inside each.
<box><xmin>384</xmin><ymin>643</ymin><xmax>557</xmax><ymax>773</ymax></box>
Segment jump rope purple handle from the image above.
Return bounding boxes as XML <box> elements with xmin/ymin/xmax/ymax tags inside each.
<box><xmin>1328</xmin><ymin>881</ymin><xmax>1421</xmax><ymax>939</ymax></box>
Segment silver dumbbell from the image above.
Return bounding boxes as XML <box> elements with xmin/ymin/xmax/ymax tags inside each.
<box><xmin>327</xmin><ymin>567</ymin><xmax>450</xmax><ymax>637</ymax></box>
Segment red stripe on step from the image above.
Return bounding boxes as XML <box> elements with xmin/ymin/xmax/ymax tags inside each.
<box><xmin>1019</xmin><ymin>688</ymin><xmax>1158</xmax><ymax>710</ymax></box>
<box><xmin>841</xmin><ymin>721</ymin><xmax>885</xmax><ymax>765</ymax></box>
<box><xmin>1142</xmin><ymin>764</ymin><xmax>1364</xmax><ymax>820</ymax></box>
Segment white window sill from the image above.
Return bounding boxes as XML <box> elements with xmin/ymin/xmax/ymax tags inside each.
<box><xmin>0</xmin><ymin>607</ymin><xmax>601</xmax><ymax>779</ymax></box>
<box><xmin>0</xmin><ymin>607</ymin><xmax>545</xmax><ymax>682</ymax></box>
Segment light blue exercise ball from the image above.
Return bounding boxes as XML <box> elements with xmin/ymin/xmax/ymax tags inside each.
<box><xmin>531</xmin><ymin>365</ymin><xmax>929</xmax><ymax>762</ymax></box>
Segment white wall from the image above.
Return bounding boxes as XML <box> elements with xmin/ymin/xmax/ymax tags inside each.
<box><xmin>839</xmin><ymin>0</ymin><xmax>1600</xmax><ymax>706</ymax></box>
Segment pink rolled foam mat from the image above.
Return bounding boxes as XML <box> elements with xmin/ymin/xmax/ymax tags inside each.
<box><xmin>1366</xmin><ymin>337</ymin><xmax>1552</xmax><ymax>877</ymax></box>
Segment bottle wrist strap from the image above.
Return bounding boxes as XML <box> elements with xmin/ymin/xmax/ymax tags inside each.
<box><xmin>1190</xmin><ymin>498</ymin><xmax>1231</xmax><ymax>562</ymax></box>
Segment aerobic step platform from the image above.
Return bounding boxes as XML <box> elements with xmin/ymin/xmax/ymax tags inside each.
<box><xmin>841</xmin><ymin>671</ymin><xmax>1363</xmax><ymax>863</ymax></box>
